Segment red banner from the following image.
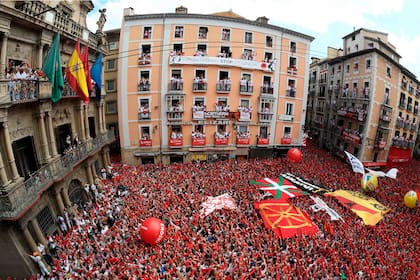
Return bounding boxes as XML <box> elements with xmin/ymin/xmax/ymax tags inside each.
<box><xmin>215</xmin><ymin>138</ymin><xmax>228</xmax><ymax>145</ymax></box>
<box><xmin>139</xmin><ymin>139</ymin><xmax>152</xmax><ymax>147</ymax></box>
<box><xmin>192</xmin><ymin>138</ymin><xmax>206</xmax><ymax>146</ymax></box>
<box><xmin>281</xmin><ymin>137</ymin><xmax>292</xmax><ymax>144</ymax></box>
<box><xmin>254</xmin><ymin>200</ymin><xmax>318</xmax><ymax>238</ymax></box>
<box><xmin>387</xmin><ymin>147</ymin><xmax>412</xmax><ymax>163</ymax></box>
<box><xmin>257</xmin><ymin>138</ymin><xmax>269</xmax><ymax>145</ymax></box>
<box><xmin>169</xmin><ymin>138</ymin><xmax>183</xmax><ymax>147</ymax></box>
<box><xmin>236</xmin><ymin>138</ymin><xmax>250</xmax><ymax>145</ymax></box>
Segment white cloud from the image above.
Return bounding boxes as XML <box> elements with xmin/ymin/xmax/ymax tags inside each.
<box><xmin>389</xmin><ymin>33</ymin><xmax>420</xmax><ymax>77</ymax></box>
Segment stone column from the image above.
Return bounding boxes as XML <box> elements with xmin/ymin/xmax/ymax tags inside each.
<box><xmin>84</xmin><ymin>105</ymin><xmax>90</xmax><ymax>140</ymax></box>
<box><xmin>37</xmin><ymin>42</ymin><xmax>44</xmax><ymax>69</ymax></box>
<box><xmin>31</xmin><ymin>218</ymin><xmax>47</xmax><ymax>245</ymax></box>
<box><xmin>61</xmin><ymin>188</ymin><xmax>71</xmax><ymax>209</ymax></box>
<box><xmin>22</xmin><ymin>225</ymin><xmax>38</xmax><ymax>254</ymax></box>
<box><xmin>0</xmin><ymin>150</ymin><xmax>9</xmax><ymax>186</ymax></box>
<box><xmin>106</xmin><ymin>150</ymin><xmax>111</xmax><ymax>165</ymax></box>
<box><xmin>38</xmin><ymin>112</ymin><xmax>51</xmax><ymax>161</ymax></box>
<box><xmin>102</xmin><ymin>151</ymin><xmax>108</xmax><ymax>168</ymax></box>
<box><xmin>79</xmin><ymin>106</ymin><xmax>86</xmax><ymax>141</ymax></box>
<box><xmin>102</xmin><ymin>102</ymin><xmax>107</xmax><ymax>133</ymax></box>
<box><xmin>0</xmin><ymin>32</ymin><xmax>8</xmax><ymax>79</ymax></box>
<box><xmin>97</xmin><ymin>102</ymin><xmax>103</xmax><ymax>134</ymax></box>
<box><xmin>55</xmin><ymin>190</ymin><xmax>65</xmax><ymax>217</ymax></box>
<box><xmin>86</xmin><ymin>164</ymin><xmax>94</xmax><ymax>185</ymax></box>
<box><xmin>2</xmin><ymin>122</ymin><xmax>20</xmax><ymax>180</ymax></box>
<box><xmin>46</xmin><ymin>111</ymin><xmax>58</xmax><ymax>157</ymax></box>
<box><xmin>90</xmin><ymin>164</ymin><xmax>97</xmax><ymax>180</ymax></box>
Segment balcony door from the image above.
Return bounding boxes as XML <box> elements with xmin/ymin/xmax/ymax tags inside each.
<box><xmin>13</xmin><ymin>136</ymin><xmax>38</xmax><ymax>179</ymax></box>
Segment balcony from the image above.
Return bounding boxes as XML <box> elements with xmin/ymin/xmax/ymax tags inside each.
<box><xmin>398</xmin><ymin>102</ymin><xmax>406</xmax><ymax>110</ymax></box>
<box><xmin>193</xmin><ymin>82</ymin><xmax>208</xmax><ymax>93</ymax></box>
<box><xmin>0</xmin><ymin>131</ymin><xmax>114</xmax><ymax>219</ymax></box>
<box><xmin>138</xmin><ymin>110</ymin><xmax>151</xmax><ymax>120</ymax></box>
<box><xmin>260</xmin><ymin>86</ymin><xmax>274</xmax><ymax>95</ymax></box>
<box><xmin>192</xmin><ymin>137</ymin><xmax>206</xmax><ymax>147</ymax></box>
<box><xmin>167</xmin><ymin>111</ymin><xmax>183</xmax><ymax>121</ymax></box>
<box><xmin>236</xmin><ymin>137</ymin><xmax>250</xmax><ymax>146</ymax></box>
<box><xmin>287</xmin><ymin>66</ymin><xmax>297</xmax><ymax>75</ymax></box>
<box><xmin>392</xmin><ymin>138</ymin><xmax>415</xmax><ymax>149</ymax></box>
<box><xmin>139</xmin><ymin>139</ymin><xmax>152</xmax><ymax>147</ymax></box>
<box><xmin>342</xmin><ymin>129</ymin><xmax>361</xmax><ymax>144</ymax></box>
<box><xmin>138</xmin><ymin>82</ymin><xmax>151</xmax><ymax>92</ymax></box>
<box><xmin>407</xmin><ymin>104</ymin><xmax>413</xmax><ymax>112</ymax></box>
<box><xmin>258</xmin><ymin>111</ymin><xmax>274</xmax><ymax>122</ymax></box>
<box><xmin>239</xmin><ymin>83</ymin><xmax>253</xmax><ymax>95</ymax></box>
<box><xmin>395</xmin><ymin>118</ymin><xmax>404</xmax><ymax>129</ymax></box>
<box><xmin>216</xmin><ymin>82</ymin><xmax>231</xmax><ymax>93</ymax></box>
<box><xmin>403</xmin><ymin>121</ymin><xmax>410</xmax><ymax>130</ymax></box>
<box><xmin>410</xmin><ymin>123</ymin><xmax>418</xmax><ymax>132</ymax></box>
<box><xmin>257</xmin><ymin>138</ymin><xmax>269</xmax><ymax>145</ymax></box>
<box><xmin>281</xmin><ymin>137</ymin><xmax>292</xmax><ymax>144</ymax></box>
<box><xmin>5</xmin><ymin>79</ymin><xmax>39</xmax><ymax>103</ymax></box>
<box><xmin>168</xmin><ymin>81</ymin><xmax>184</xmax><ymax>92</ymax></box>
<box><xmin>138</xmin><ymin>54</ymin><xmax>152</xmax><ymax>65</ymax></box>
<box><xmin>286</xmin><ymin>88</ymin><xmax>296</xmax><ymax>97</ymax></box>
<box><xmin>214</xmin><ymin>136</ymin><xmax>229</xmax><ymax>145</ymax></box>
<box><xmin>169</xmin><ymin>138</ymin><xmax>183</xmax><ymax>147</ymax></box>
<box><xmin>15</xmin><ymin>1</ymin><xmax>100</xmax><ymax>48</ymax></box>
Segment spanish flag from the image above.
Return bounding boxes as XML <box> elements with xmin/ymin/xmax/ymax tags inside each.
<box><xmin>66</xmin><ymin>40</ymin><xmax>89</xmax><ymax>103</ymax></box>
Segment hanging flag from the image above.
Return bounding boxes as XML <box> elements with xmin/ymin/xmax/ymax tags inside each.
<box><xmin>325</xmin><ymin>190</ymin><xmax>391</xmax><ymax>226</ymax></box>
<box><xmin>81</xmin><ymin>44</ymin><xmax>93</xmax><ymax>93</ymax></box>
<box><xmin>90</xmin><ymin>52</ymin><xmax>103</xmax><ymax>100</ymax></box>
<box><xmin>344</xmin><ymin>151</ymin><xmax>365</xmax><ymax>175</ymax></box>
<box><xmin>41</xmin><ymin>32</ymin><xmax>64</xmax><ymax>103</ymax></box>
<box><xmin>254</xmin><ymin>200</ymin><xmax>318</xmax><ymax>238</ymax></box>
<box><xmin>66</xmin><ymin>40</ymin><xmax>89</xmax><ymax>103</ymax></box>
<box><xmin>280</xmin><ymin>173</ymin><xmax>330</xmax><ymax>195</ymax></box>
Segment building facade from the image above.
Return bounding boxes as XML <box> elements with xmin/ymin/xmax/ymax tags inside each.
<box><xmin>0</xmin><ymin>1</ymin><xmax>112</xmax><ymax>277</ymax></box>
<box><xmin>118</xmin><ymin>6</ymin><xmax>314</xmax><ymax>165</ymax></box>
<box><xmin>306</xmin><ymin>28</ymin><xmax>419</xmax><ymax>165</ymax></box>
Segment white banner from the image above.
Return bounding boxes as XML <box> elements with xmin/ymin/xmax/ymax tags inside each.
<box><xmin>200</xmin><ymin>193</ymin><xmax>237</xmax><ymax>217</ymax></box>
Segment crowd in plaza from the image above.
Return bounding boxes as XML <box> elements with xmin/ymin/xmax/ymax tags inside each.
<box><xmin>18</xmin><ymin>141</ymin><xmax>420</xmax><ymax>279</ymax></box>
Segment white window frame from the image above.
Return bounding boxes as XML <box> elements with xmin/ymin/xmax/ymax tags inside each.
<box><xmin>244</xmin><ymin>31</ymin><xmax>253</xmax><ymax>44</ymax></box>
<box><xmin>174</xmin><ymin>26</ymin><xmax>184</xmax><ymax>39</ymax></box>
<box><xmin>106</xmin><ymin>102</ymin><xmax>117</xmax><ymax>114</ymax></box>
<box><xmin>106</xmin><ymin>79</ymin><xmax>116</xmax><ymax>92</ymax></box>
<box><xmin>365</xmin><ymin>58</ymin><xmax>371</xmax><ymax>72</ymax></box>
<box><xmin>221</xmin><ymin>28</ymin><xmax>231</xmax><ymax>41</ymax></box>
<box><xmin>138</xmin><ymin>125</ymin><xmax>152</xmax><ymax>140</ymax></box>
<box><xmin>285</xmin><ymin>102</ymin><xmax>294</xmax><ymax>115</ymax></box>
<box><xmin>106</xmin><ymin>59</ymin><xmax>116</xmax><ymax>71</ymax></box>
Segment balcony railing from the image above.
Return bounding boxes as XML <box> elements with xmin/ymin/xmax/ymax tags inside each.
<box><xmin>395</xmin><ymin>118</ymin><xmax>404</xmax><ymax>129</ymax></box>
<box><xmin>260</xmin><ymin>86</ymin><xmax>274</xmax><ymax>95</ymax></box>
<box><xmin>0</xmin><ymin>131</ymin><xmax>115</xmax><ymax>219</ymax></box>
<box><xmin>138</xmin><ymin>82</ymin><xmax>151</xmax><ymax>92</ymax></box>
<box><xmin>392</xmin><ymin>138</ymin><xmax>415</xmax><ymax>149</ymax></box>
<box><xmin>5</xmin><ymin>79</ymin><xmax>39</xmax><ymax>102</ymax></box>
<box><xmin>239</xmin><ymin>83</ymin><xmax>253</xmax><ymax>95</ymax></box>
<box><xmin>216</xmin><ymin>82</ymin><xmax>231</xmax><ymax>93</ymax></box>
<box><xmin>286</xmin><ymin>88</ymin><xmax>296</xmax><ymax>97</ymax></box>
<box><xmin>258</xmin><ymin>112</ymin><xmax>273</xmax><ymax>122</ymax></box>
<box><xmin>168</xmin><ymin>81</ymin><xmax>183</xmax><ymax>92</ymax></box>
<box><xmin>15</xmin><ymin>1</ymin><xmax>100</xmax><ymax>48</ymax></box>
<box><xmin>193</xmin><ymin>82</ymin><xmax>208</xmax><ymax>92</ymax></box>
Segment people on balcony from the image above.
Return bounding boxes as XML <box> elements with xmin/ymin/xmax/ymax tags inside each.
<box><xmin>342</xmin><ymin>86</ymin><xmax>349</xmax><ymax>97</ymax></box>
<box><xmin>139</xmin><ymin>53</ymin><xmax>151</xmax><ymax>65</ymax></box>
<box><xmin>218</xmin><ymin>78</ymin><xmax>231</xmax><ymax>91</ymax></box>
<box><xmin>194</xmin><ymin>49</ymin><xmax>207</xmax><ymax>56</ymax></box>
<box><xmin>238</xmin><ymin>106</ymin><xmax>253</xmax><ymax>113</ymax></box>
<box><xmin>170</xmin><ymin>76</ymin><xmax>183</xmax><ymax>90</ymax></box>
<box><xmin>6</xmin><ymin>64</ymin><xmax>40</xmax><ymax>101</ymax></box>
<box><xmin>215</xmin><ymin>102</ymin><xmax>229</xmax><ymax>112</ymax></box>
<box><xmin>138</xmin><ymin>77</ymin><xmax>150</xmax><ymax>91</ymax></box>
<box><xmin>171</xmin><ymin>130</ymin><xmax>183</xmax><ymax>139</ymax></box>
<box><xmin>193</xmin><ymin>75</ymin><xmax>207</xmax><ymax>90</ymax></box>
<box><xmin>236</xmin><ymin>131</ymin><xmax>250</xmax><ymax>139</ymax></box>
<box><xmin>215</xmin><ymin>131</ymin><xmax>229</xmax><ymax>139</ymax></box>
<box><xmin>262</xmin><ymin>81</ymin><xmax>273</xmax><ymax>94</ymax></box>
<box><xmin>193</xmin><ymin>103</ymin><xmax>206</xmax><ymax>112</ymax></box>
<box><xmin>141</xmin><ymin>132</ymin><xmax>150</xmax><ymax>140</ymax></box>
<box><xmin>192</xmin><ymin>131</ymin><xmax>206</xmax><ymax>139</ymax></box>
<box><xmin>241</xmin><ymin>51</ymin><xmax>255</xmax><ymax>60</ymax></box>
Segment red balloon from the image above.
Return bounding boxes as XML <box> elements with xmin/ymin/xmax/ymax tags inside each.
<box><xmin>139</xmin><ymin>217</ymin><xmax>166</xmax><ymax>245</ymax></box>
<box><xmin>287</xmin><ymin>148</ymin><xmax>302</xmax><ymax>163</ymax></box>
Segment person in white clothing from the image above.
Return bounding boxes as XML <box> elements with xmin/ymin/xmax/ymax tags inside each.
<box><xmin>28</xmin><ymin>251</ymin><xmax>50</xmax><ymax>277</ymax></box>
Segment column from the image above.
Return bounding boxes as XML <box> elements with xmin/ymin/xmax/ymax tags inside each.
<box><xmin>55</xmin><ymin>190</ymin><xmax>65</xmax><ymax>217</ymax></box>
<box><xmin>37</xmin><ymin>42</ymin><xmax>44</xmax><ymax>69</ymax></box>
<box><xmin>0</xmin><ymin>150</ymin><xmax>9</xmax><ymax>186</ymax></box>
<box><xmin>90</xmin><ymin>164</ymin><xmax>97</xmax><ymax>180</ymax></box>
<box><xmin>31</xmin><ymin>218</ymin><xmax>47</xmax><ymax>245</ymax></box>
<box><xmin>22</xmin><ymin>225</ymin><xmax>38</xmax><ymax>254</ymax></box>
<box><xmin>102</xmin><ymin>152</ymin><xmax>108</xmax><ymax>168</ymax></box>
<box><xmin>86</xmin><ymin>164</ymin><xmax>94</xmax><ymax>185</ymax></box>
<box><xmin>106</xmin><ymin>150</ymin><xmax>111</xmax><ymax>165</ymax></box>
<box><xmin>38</xmin><ymin>113</ymin><xmax>51</xmax><ymax>161</ymax></box>
<box><xmin>97</xmin><ymin>102</ymin><xmax>103</xmax><ymax>134</ymax></box>
<box><xmin>61</xmin><ymin>188</ymin><xmax>71</xmax><ymax>209</ymax></box>
<box><xmin>2</xmin><ymin>122</ymin><xmax>20</xmax><ymax>180</ymax></box>
<box><xmin>0</xmin><ymin>32</ymin><xmax>8</xmax><ymax>79</ymax></box>
<box><xmin>79</xmin><ymin>106</ymin><xmax>86</xmax><ymax>141</ymax></box>
<box><xmin>46</xmin><ymin>111</ymin><xmax>58</xmax><ymax>157</ymax></box>
<box><xmin>84</xmin><ymin>105</ymin><xmax>90</xmax><ymax>140</ymax></box>
<box><xmin>102</xmin><ymin>102</ymin><xmax>107</xmax><ymax>133</ymax></box>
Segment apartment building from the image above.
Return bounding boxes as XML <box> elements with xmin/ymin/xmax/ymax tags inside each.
<box><xmin>118</xmin><ymin>6</ymin><xmax>314</xmax><ymax>165</ymax></box>
<box><xmin>104</xmin><ymin>29</ymin><xmax>121</xmax><ymax>156</ymax></box>
<box><xmin>306</xmin><ymin>28</ymin><xmax>419</xmax><ymax>165</ymax></box>
<box><xmin>0</xmin><ymin>1</ymin><xmax>112</xmax><ymax>277</ymax></box>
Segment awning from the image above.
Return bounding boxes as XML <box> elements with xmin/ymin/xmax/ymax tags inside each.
<box><xmin>133</xmin><ymin>152</ymin><xmax>160</xmax><ymax>157</ymax></box>
<box><xmin>161</xmin><ymin>151</ymin><xmax>188</xmax><ymax>155</ymax></box>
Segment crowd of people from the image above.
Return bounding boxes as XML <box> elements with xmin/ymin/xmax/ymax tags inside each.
<box><xmin>20</xmin><ymin>141</ymin><xmax>420</xmax><ymax>279</ymax></box>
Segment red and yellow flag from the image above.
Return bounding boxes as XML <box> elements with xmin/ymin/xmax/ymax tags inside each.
<box><xmin>325</xmin><ymin>190</ymin><xmax>391</xmax><ymax>226</ymax></box>
<box><xmin>66</xmin><ymin>40</ymin><xmax>89</xmax><ymax>103</ymax></box>
<box><xmin>254</xmin><ymin>200</ymin><xmax>318</xmax><ymax>238</ymax></box>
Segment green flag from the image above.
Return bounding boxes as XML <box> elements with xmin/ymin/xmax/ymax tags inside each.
<box><xmin>42</xmin><ymin>32</ymin><xmax>64</xmax><ymax>103</ymax></box>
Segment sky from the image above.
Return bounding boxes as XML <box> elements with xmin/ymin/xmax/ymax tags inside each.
<box><xmin>86</xmin><ymin>0</ymin><xmax>420</xmax><ymax>78</ymax></box>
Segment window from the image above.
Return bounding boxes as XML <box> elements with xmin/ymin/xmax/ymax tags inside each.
<box><xmin>106</xmin><ymin>79</ymin><xmax>116</xmax><ymax>92</ymax></box>
<box><xmin>196</xmin><ymin>44</ymin><xmax>207</xmax><ymax>56</ymax></box>
<box><xmin>266</xmin><ymin>36</ymin><xmax>273</xmax><ymax>47</ymax></box>
<box><xmin>222</xmin><ymin>28</ymin><xmax>231</xmax><ymax>41</ymax></box>
<box><xmin>290</xmin><ymin>41</ymin><xmax>296</xmax><ymax>53</ymax></box>
<box><xmin>259</xmin><ymin>127</ymin><xmax>269</xmax><ymax>138</ymax></box>
<box><xmin>173</xmin><ymin>43</ymin><xmax>183</xmax><ymax>55</ymax></box>
<box><xmin>366</xmin><ymin>59</ymin><xmax>371</xmax><ymax>70</ymax></box>
<box><xmin>242</xmin><ymin>48</ymin><xmax>254</xmax><ymax>60</ymax></box>
<box><xmin>216</xmin><ymin>97</ymin><xmax>229</xmax><ymax>111</ymax></box>
<box><xmin>219</xmin><ymin>46</ymin><xmax>232</xmax><ymax>58</ymax></box>
<box><xmin>355</xmin><ymin>44</ymin><xmax>359</xmax><ymax>51</ymax></box>
<box><xmin>108</xmin><ymin>41</ymin><xmax>118</xmax><ymax>50</ymax></box>
<box><xmin>138</xmin><ymin>98</ymin><xmax>150</xmax><ymax>120</ymax></box>
<box><xmin>287</xmin><ymin>79</ymin><xmax>296</xmax><ymax>97</ymax></box>
<box><xmin>245</xmin><ymin>32</ymin><xmax>253</xmax><ymax>44</ymax></box>
<box><xmin>140</xmin><ymin>126</ymin><xmax>151</xmax><ymax>140</ymax></box>
<box><xmin>138</xmin><ymin>70</ymin><xmax>150</xmax><ymax>91</ymax></box>
<box><xmin>289</xmin><ymin>56</ymin><xmax>297</xmax><ymax>68</ymax></box>
<box><xmin>346</xmin><ymin>64</ymin><xmax>350</xmax><ymax>73</ymax></box>
<box><xmin>354</xmin><ymin>62</ymin><xmax>359</xmax><ymax>73</ymax></box>
<box><xmin>283</xmin><ymin>126</ymin><xmax>291</xmax><ymax>138</ymax></box>
<box><xmin>174</xmin><ymin>26</ymin><xmax>184</xmax><ymax>38</ymax></box>
<box><xmin>198</xmin><ymin>27</ymin><xmax>208</xmax><ymax>39</ymax></box>
<box><xmin>286</xmin><ymin>103</ymin><xmax>293</xmax><ymax>115</ymax></box>
<box><xmin>264</xmin><ymin>52</ymin><xmax>273</xmax><ymax>62</ymax></box>
<box><xmin>143</xmin><ymin>27</ymin><xmax>152</xmax><ymax>39</ymax></box>
<box><xmin>106</xmin><ymin>59</ymin><xmax>116</xmax><ymax>71</ymax></box>
<box><xmin>106</xmin><ymin>102</ymin><xmax>117</xmax><ymax>114</ymax></box>
<box><xmin>36</xmin><ymin>206</ymin><xmax>55</xmax><ymax>236</ymax></box>
<box><xmin>386</xmin><ymin>66</ymin><xmax>392</xmax><ymax>78</ymax></box>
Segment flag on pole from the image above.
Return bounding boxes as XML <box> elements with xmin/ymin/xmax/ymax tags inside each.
<box><xmin>42</xmin><ymin>32</ymin><xmax>64</xmax><ymax>103</ymax></box>
<box><xmin>90</xmin><ymin>52</ymin><xmax>103</xmax><ymax>100</ymax></box>
<box><xmin>66</xmin><ymin>40</ymin><xmax>89</xmax><ymax>103</ymax></box>
<box><xmin>81</xmin><ymin>44</ymin><xmax>93</xmax><ymax>93</ymax></box>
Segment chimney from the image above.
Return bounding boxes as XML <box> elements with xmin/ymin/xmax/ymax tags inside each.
<box><xmin>256</xmin><ymin>16</ymin><xmax>269</xmax><ymax>24</ymax></box>
<box><xmin>175</xmin><ymin>6</ymin><xmax>188</xmax><ymax>14</ymax></box>
<box><xmin>123</xmin><ymin>7</ymin><xmax>135</xmax><ymax>16</ymax></box>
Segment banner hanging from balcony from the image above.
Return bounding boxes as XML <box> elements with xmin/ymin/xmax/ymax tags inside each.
<box><xmin>169</xmin><ymin>55</ymin><xmax>276</xmax><ymax>72</ymax></box>
<box><xmin>66</xmin><ymin>40</ymin><xmax>89</xmax><ymax>103</ymax></box>
<box><xmin>42</xmin><ymin>32</ymin><xmax>64</xmax><ymax>103</ymax></box>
